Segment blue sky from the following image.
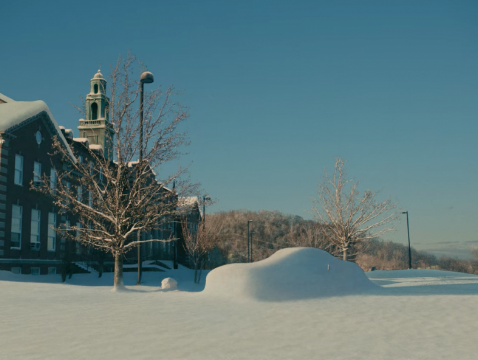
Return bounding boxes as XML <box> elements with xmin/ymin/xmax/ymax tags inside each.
<box><xmin>1</xmin><ymin>1</ymin><xmax>477</xmax><ymax>256</ymax></box>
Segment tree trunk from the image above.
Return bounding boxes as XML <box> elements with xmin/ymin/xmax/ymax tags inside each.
<box><xmin>98</xmin><ymin>262</ymin><xmax>103</xmax><ymax>278</ymax></box>
<box><xmin>343</xmin><ymin>248</ymin><xmax>348</xmax><ymax>261</ymax></box>
<box><xmin>194</xmin><ymin>261</ymin><xmax>198</xmax><ymax>283</ymax></box>
<box><xmin>114</xmin><ymin>253</ymin><xmax>124</xmax><ymax>289</ymax></box>
<box><xmin>198</xmin><ymin>257</ymin><xmax>203</xmax><ymax>284</ymax></box>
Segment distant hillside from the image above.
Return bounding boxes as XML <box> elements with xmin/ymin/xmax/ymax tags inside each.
<box><xmin>207</xmin><ymin>210</ymin><xmax>478</xmax><ymax>275</ymax></box>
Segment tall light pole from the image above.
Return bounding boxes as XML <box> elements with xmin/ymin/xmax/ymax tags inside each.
<box><xmin>202</xmin><ymin>195</ymin><xmax>211</xmax><ymax>230</ymax></box>
<box><xmin>250</xmin><ymin>231</ymin><xmax>255</xmax><ymax>263</ymax></box>
<box><xmin>402</xmin><ymin>211</ymin><xmax>412</xmax><ymax>270</ymax></box>
<box><xmin>247</xmin><ymin>220</ymin><xmax>253</xmax><ymax>263</ymax></box>
<box><xmin>202</xmin><ymin>195</ymin><xmax>211</xmax><ymax>269</ymax></box>
<box><xmin>136</xmin><ymin>71</ymin><xmax>154</xmax><ymax>285</ymax></box>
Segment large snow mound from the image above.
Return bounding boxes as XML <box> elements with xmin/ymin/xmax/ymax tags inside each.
<box><xmin>204</xmin><ymin>247</ymin><xmax>379</xmax><ymax>301</ymax></box>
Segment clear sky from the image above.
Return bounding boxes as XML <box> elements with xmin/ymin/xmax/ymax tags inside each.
<box><xmin>1</xmin><ymin>0</ymin><xmax>477</xmax><ymax>257</ymax></box>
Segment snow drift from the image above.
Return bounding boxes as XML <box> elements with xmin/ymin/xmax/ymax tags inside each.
<box><xmin>203</xmin><ymin>247</ymin><xmax>379</xmax><ymax>301</ymax></box>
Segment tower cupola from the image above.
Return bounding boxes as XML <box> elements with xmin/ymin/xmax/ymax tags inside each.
<box><xmin>78</xmin><ymin>70</ymin><xmax>114</xmax><ymax>159</ymax></box>
<box><xmin>86</xmin><ymin>70</ymin><xmax>108</xmax><ymax>121</ymax></box>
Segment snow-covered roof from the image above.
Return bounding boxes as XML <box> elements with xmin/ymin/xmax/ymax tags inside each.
<box><xmin>178</xmin><ymin>196</ymin><xmax>202</xmax><ymax>216</ymax></box>
<box><xmin>64</xmin><ymin>129</ymin><xmax>73</xmax><ymax>139</ymax></box>
<box><xmin>0</xmin><ymin>93</ymin><xmax>15</xmax><ymax>103</ymax></box>
<box><xmin>73</xmin><ymin>137</ymin><xmax>89</xmax><ymax>144</ymax></box>
<box><xmin>126</xmin><ymin>159</ymin><xmax>157</xmax><ymax>176</ymax></box>
<box><xmin>93</xmin><ymin>70</ymin><xmax>104</xmax><ymax>79</ymax></box>
<box><xmin>0</xmin><ymin>100</ymin><xmax>76</xmax><ymax>161</ymax></box>
<box><xmin>179</xmin><ymin>196</ymin><xmax>199</xmax><ymax>206</ymax></box>
<box><xmin>89</xmin><ymin>144</ymin><xmax>103</xmax><ymax>151</ymax></box>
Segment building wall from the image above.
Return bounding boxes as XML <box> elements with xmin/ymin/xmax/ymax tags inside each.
<box><xmin>0</xmin><ymin>113</ymin><xmax>91</xmax><ymax>274</ymax></box>
<box><xmin>0</xmin><ymin>138</ymin><xmax>8</xmax><ymax>256</ymax></box>
<box><xmin>176</xmin><ymin>204</ymin><xmax>201</xmax><ymax>266</ymax></box>
<box><xmin>0</xmin><ymin>110</ymin><xmax>192</xmax><ymax>274</ymax></box>
<box><xmin>1</xmin><ymin>114</ymin><xmax>63</xmax><ymax>265</ymax></box>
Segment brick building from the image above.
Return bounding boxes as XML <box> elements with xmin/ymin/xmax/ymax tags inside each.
<box><xmin>0</xmin><ymin>72</ymin><xmax>193</xmax><ymax>275</ymax></box>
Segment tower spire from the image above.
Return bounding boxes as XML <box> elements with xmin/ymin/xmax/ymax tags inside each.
<box><xmin>78</xmin><ymin>69</ymin><xmax>114</xmax><ymax>159</ymax></box>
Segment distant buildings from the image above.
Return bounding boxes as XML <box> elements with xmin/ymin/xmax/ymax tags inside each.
<box><xmin>0</xmin><ymin>72</ymin><xmax>200</xmax><ymax>275</ymax></box>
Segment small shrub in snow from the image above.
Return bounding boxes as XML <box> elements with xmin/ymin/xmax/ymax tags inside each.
<box><xmin>161</xmin><ymin>277</ymin><xmax>177</xmax><ymax>290</ymax></box>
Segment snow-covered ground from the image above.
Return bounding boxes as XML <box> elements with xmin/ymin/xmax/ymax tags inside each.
<box><xmin>1</xmin><ymin>248</ymin><xmax>478</xmax><ymax>360</ymax></box>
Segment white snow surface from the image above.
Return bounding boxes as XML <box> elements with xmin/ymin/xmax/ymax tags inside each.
<box><xmin>204</xmin><ymin>247</ymin><xmax>378</xmax><ymax>301</ymax></box>
<box><xmin>1</xmin><ymin>251</ymin><xmax>478</xmax><ymax>359</ymax></box>
<box><xmin>0</xmin><ymin>92</ymin><xmax>15</xmax><ymax>103</ymax></box>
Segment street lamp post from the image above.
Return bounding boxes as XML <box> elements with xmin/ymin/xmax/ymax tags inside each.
<box><xmin>250</xmin><ymin>231</ymin><xmax>255</xmax><ymax>263</ymax></box>
<box><xmin>202</xmin><ymin>195</ymin><xmax>211</xmax><ymax>230</ymax></box>
<box><xmin>247</xmin><ymin>220</ymin><xmax>253</xmax><ymax>263</ymax></box>
<box><xmin>202</xmin><ymin>195</ymin><xmax>211</xmax><ymax>269</ymax></box>
<box><xmin>402</xmin><ymin>211</ymin><xmax>412</xmax><ymax>270</ymax></box>
<box><xmin>136</xmin><ymin>71</ymin><xmax>154</xmax><ymax>285</ymax></box>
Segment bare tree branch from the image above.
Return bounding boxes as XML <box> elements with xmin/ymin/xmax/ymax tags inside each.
<box><xmin>311</xmin><ymin>158</ymin><xmax>398</xmax><ymax>261</ymax></box>
<box><xmin>34</xmin><ymin>52</ymin><xmax>199</xmax><ymax>289</ymax></box>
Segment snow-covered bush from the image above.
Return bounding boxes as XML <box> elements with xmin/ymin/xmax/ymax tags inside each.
<box><xmin>161</xmin><ymin>277</ymin><xmax>177</xmax><ymax>290</ymax></box>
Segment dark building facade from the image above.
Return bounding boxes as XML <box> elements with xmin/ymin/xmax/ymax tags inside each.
<box><xmin>0</xmin><ymin>73</ymin><xmax>195</xmax><ymax>276</ymax></box>
<box><xmin>0</xmin><ymin>99</ymin><xmax>75</xmax><ymax>274</ymax></box>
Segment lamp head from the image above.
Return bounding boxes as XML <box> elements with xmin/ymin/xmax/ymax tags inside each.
<box><xmin>140</xmin><ymin>71</ymin><xmax>154</xmax><ymax>84</ymax></box>
<box><xmin>401</xmin><ymin>211</ymin><xmax>408</xmax><ymax>214</ymax></box>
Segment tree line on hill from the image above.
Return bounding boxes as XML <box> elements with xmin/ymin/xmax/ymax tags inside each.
<box><xmin>204</xmin><ymin>210</ymin><xmax>478</xmax><ymax>275</ymax></box>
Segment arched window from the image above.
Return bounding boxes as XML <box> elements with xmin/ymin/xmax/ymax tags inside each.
<box><xmin>94</xmin><ymin>84</ymin><xmax>98</xmax><ymax>94</ymax></box>
<box><xmin>91</xmin><ymin>103</ymin><xmax>98</xmax><ymax>120</ymax></box>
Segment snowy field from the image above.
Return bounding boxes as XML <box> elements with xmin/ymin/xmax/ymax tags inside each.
<box><xmin>1</xmin><ymin>248</ymin><xmax>478</xmax><ymax>360</ymax></box>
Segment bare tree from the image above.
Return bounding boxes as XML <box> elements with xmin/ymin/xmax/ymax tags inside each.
<box><xmin>311</xmin><ymin>158</ymin><xmax>398</xmax><ymax>261</ymax></box>
<box><xmin>288</xmin><ymin>223</ymin><xmax>329</xmax><ymax>250</ymax></box>
<box><xmin>181</xmin><ymin>217</ymin><xmax>222</xmax><ymax>283</ymax></box>
<box><xmin>36</xmin><ymin>53</ymin><xmax>197</xmax><ymax>289</ymax></box>
<box><xmin>472</xmin><ymin>246</ymin><xmax>478</xmax><ymax>261</ymax></box>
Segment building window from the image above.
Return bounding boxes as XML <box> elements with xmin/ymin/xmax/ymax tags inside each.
<box><xmin>79</xmin><ymin>155</ymin><xmax>83</xmax><ymax>163</ymax></box>
<box><xmin>89</xmin><ymin>162</ymin><xmax>93</xmax><ymax>176</ymax></box>
<box><xmin>63</xmin><ymin>220</ymin><xmax>70</xmax><ymax>243</ymax></box>
<box><xmin>88</xmin><ymin>191</ymin><xmax>93</xmax><ymax>207</ymax></box>
<box><xmin>65</xmin><ymin>181</ymin><xmax>71</xmax><ymax>204</ymax></box>
<box><xmin>77</xmin><ymin>186</ymin><xmax>82</xmax><ymax>202</ymax></box>
<box><xmin>11</xmin><ymin>205</ymin><xmax>22</xmax><ymax>249</ymax></box>
<box><xmin>33</xmin><ymin>161</ymin><xmax>41</xmax><ymax>184</ymax></box>
<box><xmin>31</xmin><ymin>267</ymin><xmax>40</xmax><ymax>275</ymax></box>
<box><xmin>50</xmin><ymin>167</ymin><xmax>57</xmax><ymax>192</ymax></box>
<box><xmin>91</xmin><ymin>103</ymin><xmax>98</xmax><ymax>120</ymax></box>
<box><xmin>76</xmin><ymin>222</ymin><xmax>82</xmax><ymax>255</ymax></box>
<box><xmin>47</xmin><ymin>212</ymin><xmax>56</xmax><ymax>251</ymax></box>
<box><xmin>11</xmin><ymin>267</ymin><xmax>21</xmax><ymax>274</ymax></box>
<box><xmin>99</xmin><ymin>167</ymin><xmax>103</xmax><ymax>181</ymax></box>
<box><xmin>30</xmin><ymin>209</ymin><xmax>41</xmax><ymax>250</ymax></box>
<box><xmin>14</xmin><ymin>154</ymin><xmax>23</xmax><ymax>185</ymax></box>
<box><xmin>48</xmin><ymin>267</ymin><xmax>57</xmax><ymax>275</ymax></box>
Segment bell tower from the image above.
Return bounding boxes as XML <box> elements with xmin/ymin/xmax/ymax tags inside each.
<box><xmin>78</xmin><ymin>70</ymin><xmax>114</xmax><ymax>159</ymax></box>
